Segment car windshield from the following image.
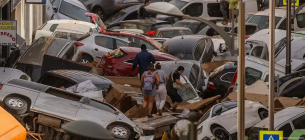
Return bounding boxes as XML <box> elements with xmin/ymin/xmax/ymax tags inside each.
<box><xmin>274</xmin><ymin>37</ymin><xmax>286</xmax><ymax>55</ymax></box>
<box><xmin>53</xmin><ymin>31</ymin><xmax>82</xmax><ymax>41</ymax></box>
<box><xmin>173</xmin><ymin>22</ymin><xmax>200</xmax><ymax>34</ymax></box>
<box><xmin>245</xmin><ymin>14</ymin><xmax>254</xmax><ymax>21</ymax></box>
<box><xmin>248</xmin><ymin>15</ymin><xmax>281</xmax><ymax>30</ymax></box>
<box><xmin>169</xmin><ymin>0</ymin><xmax>188</xmax><ymax>9</ymax></box>
<box><xmin>248</xmin><ymin>127</ymin><xmax>268</xmax><ymax>140</ymax></box>
<box><xmin>59</xmin><ymin>1</ymin><xmax>90</xmax><ymax>22</ymax></box>
<box><xmin>160</xmin><ymin>30</ymin><xmax>192</xmax><ymax>38</ymax></box>
<box><xmin>105</xmin><ymin>11</ymin><xmax>126</xmax><ymax>25</ymax></box>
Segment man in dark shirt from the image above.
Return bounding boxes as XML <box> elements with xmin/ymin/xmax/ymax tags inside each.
<box><xmin>132</xmin><ymin>44</ymin><xmax>156</xmax><ymax>78</ymax></box>
<box><xmin>166</xmin><ymin>66</ymin><xmax>189</xmax><ymax>111</ymax></box>
<box><xmin>138</xmin><ymin>0</ymin><xmax>152</xmax><ymax>19</ymax></box>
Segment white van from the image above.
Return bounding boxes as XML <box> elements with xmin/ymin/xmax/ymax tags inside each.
<box><xmin>168</xmin><ymin>0</ymin><xmax>259</xmax><ymax>18</ymax></box>
<box><xmin>33</xmin><ymin>20</ymin><xmax>98</xmax><ymax>41</ymax></box>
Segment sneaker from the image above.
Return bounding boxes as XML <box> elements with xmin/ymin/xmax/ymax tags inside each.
<box><xmin>148</xmin><ymin>114</ymin><xmax>153</xmax><ymax>118</ymax></box>
<box><xmin>158</xmin><ymin>109</ymin><xmax>162</xmax><ymax>116</ymax></box>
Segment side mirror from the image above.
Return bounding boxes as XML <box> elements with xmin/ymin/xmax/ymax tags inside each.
<box><xmin>52</xmin><ymin>6</ymin><xmax>58</xmax><ymax>12</ymax></box>
<box><xmin>215</xmin><ymin>107</ymin><xmax>222</xmax><ymax>116</ymax></box>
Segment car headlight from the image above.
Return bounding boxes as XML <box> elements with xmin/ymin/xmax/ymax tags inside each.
<box><xmin>197</xmin><ymin>126</ymin><xmax>203</xmax><ymax>135</ymax></box>
<box><xmin>134</xmin><ymin>125</ymin><xmax>144</xmax><ymax>135</ymax></box>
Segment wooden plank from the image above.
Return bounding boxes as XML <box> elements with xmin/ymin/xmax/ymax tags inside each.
<box><xmin>177</xmin><ymin>95</ymin><xmax>221</xmax><ymax>111</ymax></box>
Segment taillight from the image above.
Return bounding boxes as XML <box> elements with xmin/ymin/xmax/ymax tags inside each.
<box><xmin>246</xmin><ymin>35</ymin><xmax>251</xmax><ymax>38</ymax></box>
<box><xmin>78</xmin><ymin>51</ymin><xmax>82</xmax><ymax>57</ymax></box>
<box><xmin>0</xmin><ymin>84</ymin><xmax>3</xmax><ymax>90</ymax></box>
<box><xmin>114</xmin><ymin>5</ymin><xmax>120</xmax><ymax>8</ymax></box>
<box><xmin>207</xmin><ymin>82</ymin><xmax>216</xmax><ymax>90</ymax></box>
<box><xmin>38</xmin><ymin>23</ymin><xmax>47</xmax><ymax>30</ymax></box>
<box><xmin>74</xmin><ymin>42</ymin><xmax>84</xmax><ymax>47</ymax></box>
<box><xmin>228</xmin><ymin>71</ymin><xmax>238</xmax><ymax>92</ymax></box>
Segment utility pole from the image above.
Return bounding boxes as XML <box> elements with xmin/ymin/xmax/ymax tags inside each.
<box><xmin>237</xmin><ymin>1</ymin><xmax>245</xmax><ymax>140</ymax></box>
<box><xmin>268</xmin><ymin>0</ymin><xmax>275</xmax><ymax>131</ymax></box>
<box><xmin>286</xmin><ymin>0</ymin><xmax>291</xmax><ymax>75</ymax></box>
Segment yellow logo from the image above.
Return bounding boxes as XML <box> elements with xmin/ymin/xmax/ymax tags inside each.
<box><xmin>283</xmin><ymin>0</ymin><xmax>299</xmax><ymax>6</ymax></box>
<box><xmin>260</xmin><ymin>131</ymin><xmax>283</xmax><ymax>140</ymax></box>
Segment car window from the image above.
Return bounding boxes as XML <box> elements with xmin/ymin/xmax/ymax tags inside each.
<box><xmin>169</xmin><ymin>0</ymin><xmax>188</xmax><ymax>9</ymax></box>
<box><xmin>245</xmin><ymin>67</ymin><xmax>262</xmax><ymax>85</ymax></box>
<box><xmin>207</xmin><ymin>3</ymin><xmax>223</xmax><ymax>17</ymax></box>
<box><xmin>293</xmin><ymin>115</ymin><xmax>305</xmax><ymax>129</ymax></box>
<box><xmin>40</xmin><ymin>74</ymin><xmax>75</xmax><ymax>88</ymax></box>
<box><xmin>125</xmin><ymin>12</ymin><xmax>138</xmax><ymax>20</ymax></box>
<box><xmin>51</xmin><ymin>0</ymin><xmax>60</xmax><ymax>7</ymax></box>
<box><xmin>45</xmin><ymin>88</ymin><xmax>82</xmax><ymax>101</ymax></box>
<box><xmin>173</xmin><ymin>21</ymin><xmax>200</xmax><ymax>34</ymax></box>
<box><xmin>245</xmin><ymin>14</ymin><xmax>254</xmax><ymax>22</ymax></box>
<box><xmin>62</xmin><ymin>44</ymin><xmax>76</xmax><ymax>60</ymax></box>
<box><xmin>177</xmin><ymin>78</ymin><xmax>198</xmax><ymax>100</ymax></box>
<box><xmin>59</xmin><ymin>1</ymin><xmax>90</xmax><ymax>22</ymax></box>
<box><xmin>275</xmin><ymin>37</ymin><xmax>286</xmax><ymax>55</ymax></box>
<box><xmin>182</xmin><ymin>3</ymin><xmax>203</xmax><ymax>17</ymax></box>
<box><xmin>198</xmin><ymin>108</ymin><xmax>211</xmax><ymax>124</ymax></box>
<box><xmin>116</xmin><ymin>39</ymin><xmax>129</xmax><ymax>47</ymax></box>
<box><xmin>221</xmin><ymin>72</ymin><xmax>235</xmax><ymax>83</ymax></box>
<box><xmin>190</xmin><ymin>64</ymin><xmax>199</xmax><ymax>88</ymax></box>
<box><xmin>278</xmin><ymin>123</ymin><xmax>293</xmax><ymax>138</ymax></box>
<box><xmin>53</xmin><ymin>31</ymin><xmax>82</xmax><ymax>41</ymax></box>
<box><xmin>88</xmin><ymin>100</ymin><xmax>116</xmax><ymax>114</ymax></box>
<box><xmin>248</xmin><ymin>15</ymin><xmax>281</xmax><ymax>30</ymax></box>
<box><xmin>46</xmin><ymin>39</ymin><xmax>70</xmax><ymax>56</ymax></box>
<box><xmin>278</xmin><ymin>18</ymin><xmax>287</xmax><ymax>30</ymax></box>
<box><xmin>50</xmin><ymin>24</ymin><xmax>58</xmax><ymax>32</ymax></box>
<box><xmin>194</xmin><ymin>40</ymin><xmax>205</xmax><ymax>61</ymax></box>
<box><xmin>105</xmin><ymin>11</ymin><xmax>126</xmax><ymax>25</ymax></box>
<box><xmin>264</xmin><ymin>74</ymin><xmax>269</xmax><ymax>82</ymax></box>
<box><xmin>197</xmin><ymin>23</ymin><xmax>207</xmax><ymax>33</ymax></box>
<box><xmin>160</xmin><ymin>30</ymin><xmax>192</xmax><ymax>38</ymax></box>
<box><xmin>251</xmin><ymin>46</ymin><xmax>263</xmax><ymax>58</ymax></box>
<box><xmin>121</xmin><ymin>23</ymin><xmax>138</xmax><ymax>29</ymax></box>
<box><xmin>20</xmin><ymin>75</ymin><xmax>29</xmax><ymax>80</ymax></box>
<box><xmin>211</xmin><ymin>102</ymin><xmax>237</xmax><ymax>117</ymax></box>
<box><xmin>297</xmin><ymin>13</ymin><xmax>305</xmax><ymax>28</ymax></box>
<box><xmin>281</xmin><ymin>78</ymin><xmax>305</xmax><ymax>98</ymax></box>
<box><xmin>95</xmin><ymin>36</ymin><xmax>114</xmax><ymax>49</ymax></box>
<box><xmin>134</xmin><ymin>37</ymin><xmax>156</xmax><ymax>50</ymax></box>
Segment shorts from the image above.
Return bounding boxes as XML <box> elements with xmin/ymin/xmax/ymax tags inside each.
<box><xmin>142</xmin><ymin>86</ymin><xmax>156</xmax><ymax>96</ymax></box>
<box><xmin>168</xmin><ymin>92</ymin><xmax>183</xmax><ymax>103</ymax></box>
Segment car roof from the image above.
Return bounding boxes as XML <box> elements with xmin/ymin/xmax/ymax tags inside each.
<box><xmin>247</xmin><ymin>29</ymin><xmax>287</xmax><ymax>45</ymax></box>
<box><xmin>217</xmin><ymin>22</ymin><xmax>258</xmax><ymax>28</ymax></box>
<box><xmin>164</xmin><ymin>35</ymin><xmax>207</xmax><ymax>51</ymax></box>
<box><xmin>254</xmin><ymin>107</ymin><xmax>305</xmax><ymax>128</ymax></box>
<box><xmin>158</xmin><ymin>60</ymin><xmax>200</xmax><ymax>78</ymax></box>
<box><xmin>120</xmin><ymin>47</ymin><xmax>179</xmax><ymax>60</ymax></box>
<box><xmin>276</xmin><ymin>58</ymin><xmax>305</xmax><ymax>71</ymax></box>
<box><xmin>46</xmin><ymin>19</ymin><xmax>95</xmax><ymax>27</ymax></box>
<box><xmin>63</xmin><ymin>0</ymin><xmax>87</xmax><ymax>10</ymax></box>
<box><xmin>245</xmin><ymin>56</ymin><xmax>285</xmax><ymax>73</ymax></box>
<box><xmin>120</xmin><ymin>19</ymin><xmax>169</xmax><ymax>26</ymax></box>
<box><xmin>45</xmin><ymin>70</ymin><xmax>114</xmax><ymax>85</ymax></box>
<box><xmin>157</xmin><ymin>27</ymin><xmax>191</xmax><ymax>31</ymax></box>
<box><xmin>55</xmin><ymin>23</ymin><xmax>92</xmax><ymax>34</ymax></box>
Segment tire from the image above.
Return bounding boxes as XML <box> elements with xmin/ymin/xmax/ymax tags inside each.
<box><xmin>258</xmin><ymin>109</ymin><xmax>268</xmax><ymax>120</ymax></box>
<box><xmin>81</xmin><ymin>54</ymin><xmax>93</xmax><ymax>63</ymax></box>
<box><xmin>93</xmin><ymin>7</ymin><xmax>106</xmax><ymax>21</ymax></box>
<box><xmin>107</xmin><ymin>124</ymin><xmax>132</xmax><ymax>140</ymax></box>
<box><xmin>4</xmin><ymin>96</ymin><xmax>28</xmax><ymax>115</ymax></box>
<box><xmin>212</xmin><ymin>126</ymin><xmax>231</xmax><ymax>140</ymax></box>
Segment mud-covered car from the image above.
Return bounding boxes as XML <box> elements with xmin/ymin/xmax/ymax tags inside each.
<box><xmin>0</xmin><ymin>79</ymin><xmax>145</xmax><ymax>139</ymax></box>
<box><xmin>197</xmin><ymin>101</ymin><xmax>268</xmax><ymax>140</ymax></box>
<box><xmin>0</xmin><ymin>68</ymin><xmax>31</xmax><ymax>82</ymax></box>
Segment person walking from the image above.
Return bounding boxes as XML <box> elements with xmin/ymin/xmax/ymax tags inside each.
<box><xmin>217</xmin><ymin>0</ymin><xmax>229</xmax><ymax>25</ymax></box>
<box><xmin>166</xmin><ymin>66</ymin><xmax>189</xmax><ymax>111</ymax></box>
<box><xmin>132</xmin><ymin>44</ymin><xmax>156</xmax><ymax>79</ymax></box>
<box><xmin>138</xmin><ymin>0</ymin><xmax>152</xmax><ymax>19</ymax></box>
<box><xmin>154</xmin><ymin>63</ymin><xmax>169</xmax><ymax>116</ymax></box>
<box><xmin>141</xmin><ymin>63</ymin><xmax>160</xmax><ymax>118</ymax></box>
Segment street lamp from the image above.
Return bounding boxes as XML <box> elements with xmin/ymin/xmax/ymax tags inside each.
<box><xmin>145</xmin><ymin>2</ymin><xmax>235</xmax><ymax>55</ymax></box>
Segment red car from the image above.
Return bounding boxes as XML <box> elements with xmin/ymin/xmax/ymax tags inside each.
<box><xmin>97</xmin><ymin>47</ymin><xmax>179</xmax><ymax>76</ymax></box>
<box><xmin>103</xmin><ymin>31</ymin><xmax>162</xmax><ymax>50</ymax></box>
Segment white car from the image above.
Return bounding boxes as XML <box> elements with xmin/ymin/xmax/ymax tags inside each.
<box><xmin>197</xmin><ymin>101</ymin><xmax>268</xmax><ymax>140</ymax></box>
<box><xmin>34</xmin><ymin>19</ymin><xmax>98</xmax><ymax>41</ymax></box>
<box><xmin>51</xmin><ymin>23</ymin><xmax>94</xmax><ymax>41</ymax></box>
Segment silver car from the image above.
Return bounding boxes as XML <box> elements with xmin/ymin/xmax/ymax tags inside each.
<box><xmin>0</xmin><ymin>79</ymin><xmax>144</xmax><ymax>139</ymax></box>
<box><xmin>46</xmin><ymin>0</ymin><xmax>91</xmax><ymax>22</ymax></box>
<box><xmin>76</xmin><ymin>33</ymin><xmax>130</xmax><ymax>63</ymax></box>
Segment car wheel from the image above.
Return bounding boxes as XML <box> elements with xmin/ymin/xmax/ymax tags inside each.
<box><xmin>81</xmin><ymin>54</ymin><xmax>93</xmax><ymax>63</ymax></box>
<box><xmin>93</xmin><ymin>7</ymin><xmax>106</xmax><ymax>21</ymax></box>
<box><xmin>258</xmin><ymin>109</ymin><xmax>268</xmax><ymax>120</ymax></box>
<box><xmin>212</xmin><ymin>126</ymin><xmax>231</xmax><ymax>140</ymax></box>
<box><xmin>107</xmin><ymin>124</ymin><xmax>132</xmax><ymax>140</ymax></box>
<box><xmin>4</xmin><ymin>96</ymin><xmax>28</xmax><ymax>115</ymax></box>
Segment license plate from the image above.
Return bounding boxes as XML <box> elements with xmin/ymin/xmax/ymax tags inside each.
<box><xmin>102</xmin><ymin>58</ymin><xmax>106</xmax><ymax>64</ymax></box>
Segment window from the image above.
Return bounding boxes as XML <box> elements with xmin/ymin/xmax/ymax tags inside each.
<box><xmin>245</xmin><ymin>67</ymin><xmax>262</xmax><ymax>85</ymax></box>
<box><xmin>198</xmin><ymin>108</ymin><xmax>211</xmax><ymax>124</ymax></box>
<box><xmin>251</xmin><ymin>46</ymin><xmax>263</xmax><ymax>58</ymax></box>
<box><xmin>207</xmin><ymin>3</ymin><xmax>223</xmax><ymax>17</ymax></box>
<box><xmin>62</xmin><ymin>45</ymin><xmax>76</xmax><ymax>60</ymax></box>
<box><xmin>45</xmin><ymin>88</ymin><xmax>82</xmax><ymax>101</ymax></box>
<box><xmin>20</xmin><ymin>75</ymin><xmax>29</xmax><ymax>80</ymax></box>
<box><xmin>47</xmin><ymin>39</ymin><xmax>70</xmax><ymax>56</ymax></box>
<box><xmin>197</xmin><ymin>23</ymin><xmax>208</xmax><ymax>33</ymax></box>
<box><xmin>278</xmin><ymin>18</ymin><xmax>287</xmax><ymax>30</ymax></box>
<box><xmin>264</xmin><ymin>75</ymin><xmax>269</xmax><ymax>82</ymax></box>
<box><xmin>194</xmin><ymin>40</ymin><xmax>206</xmax><ymax>61</ymax></box>
<box><xmin>134</xmin><ymin>38</ymin><xmax>155</xmax><ymax>50</ymax></box>
<box><xmin>248</xmin><ymin>15</ymin><xmax>281</xmax><ymax>30</ymax></box>
<box><xmin>51</xmin><ymin>0</ymin><xmax>60</xmax><ymax>7</ymax></box>
<box><xmin>59</xmin><ymin>1</ymin><xmax>90</xmax><ymax>22</ymax></box>
<box><xmin>278</xmin><ymin>123</ymin><xmax>293</xmax><ymax>138</ymax></box>
<box><xmin>50</xmin><ymin>24</ymin><xmax>58</xmax><ymax>32</ymax></box>
<box><xmin>281</xmin><ymin>78</ymin><xmax>305</xmax><ymax>98</ymax></box>
<box><xmin>121</xmin><ymin>23</ymin><xmax>137</xmax><ymax>29</ymax></box>
<box><xmin>211</xmin><ymin>101</ymin><xmax>237</xmax><ymax>117</ymax></box>
<box><xmin>88</xmin><ymin>100</ymin><xmax>116</xmax><ymax>114</ymax></box>
<box><xmin>297</xmin><ymin>13</ymin><xmax>305</xmax><ymax>28</ymax></box>
<box><xmin>173</xmin><ymin>22</ymin><xmax>200</xmax><ymax>34</ymax></box>
<box><xmin>182</xmin><ymin>3</ymin><xmax>203</xmax><ymax>17</ymax></box>
<box><xmin>124</xmin><ymin>12</ymin><xmax>138</xmax><ymax>20</ymax></box>
<box><xmin>169</xmin><ymin>0</ymin><xmax>188</xmax><ymax>9</ymax></box>
<box><xmin>116</xmin><ymin>40</ymin><xmax>129</xmax><ymax>47</ymax></box>
<box><xmin>275</xmin><ymin>37</ymin><xmax>286</xmax><ymax>55</ymax></box>
<box><xmin>221</xmin><ymin>72</ymin><xmax>235</xmax><ymax>83</ymax></box>
<box><xmin>95</xmin><ymin>36</ymin><xmax>114</xmax><ymax>49</ymax></box>
<box><xmin>40</xmin><ymin>74</ymin><xmax>75</xmax><ymax>88</ymax></box>
<box><xmin>190</xmin><ymin>65</ymin><xmax>199</xmax><ymax>87</ymax></box>
<box><xmin>160</xmin><ymin>30</ymin><xmax>192</xmax><ymax>38</ymax></box>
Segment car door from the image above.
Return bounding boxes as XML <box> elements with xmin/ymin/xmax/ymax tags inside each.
<box><xmin>34</xmin><ymin>88</ymin><xmax>82</xmax><ymax>117</ymax></box>
<box><xmin>93</xmin><ymin>35</ymin><xmax>115</xmax><ymax>58</ymax></box>
<box><xmin>76</xmin><ymin>98</ymin><xmax>118</xmax><ymax>126</ymax></box>
<box><xmin>245</xmin><ymin>67</ymin><xmax>263</xmax><ymax>85</ymax></box>
<box><xmin>115</xmin><ymin>39</ymin><xmax>129</xmax><ymax>48</ymax></box>
<box><xmin>190</xmin><ymin>64</ymin><xmax>200</xmax><ymax>90</ymax></box>
<box><xmin>45</xmin><ymin>0</ymin><xmax>57</xmax><ymax>20</ymax></box>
